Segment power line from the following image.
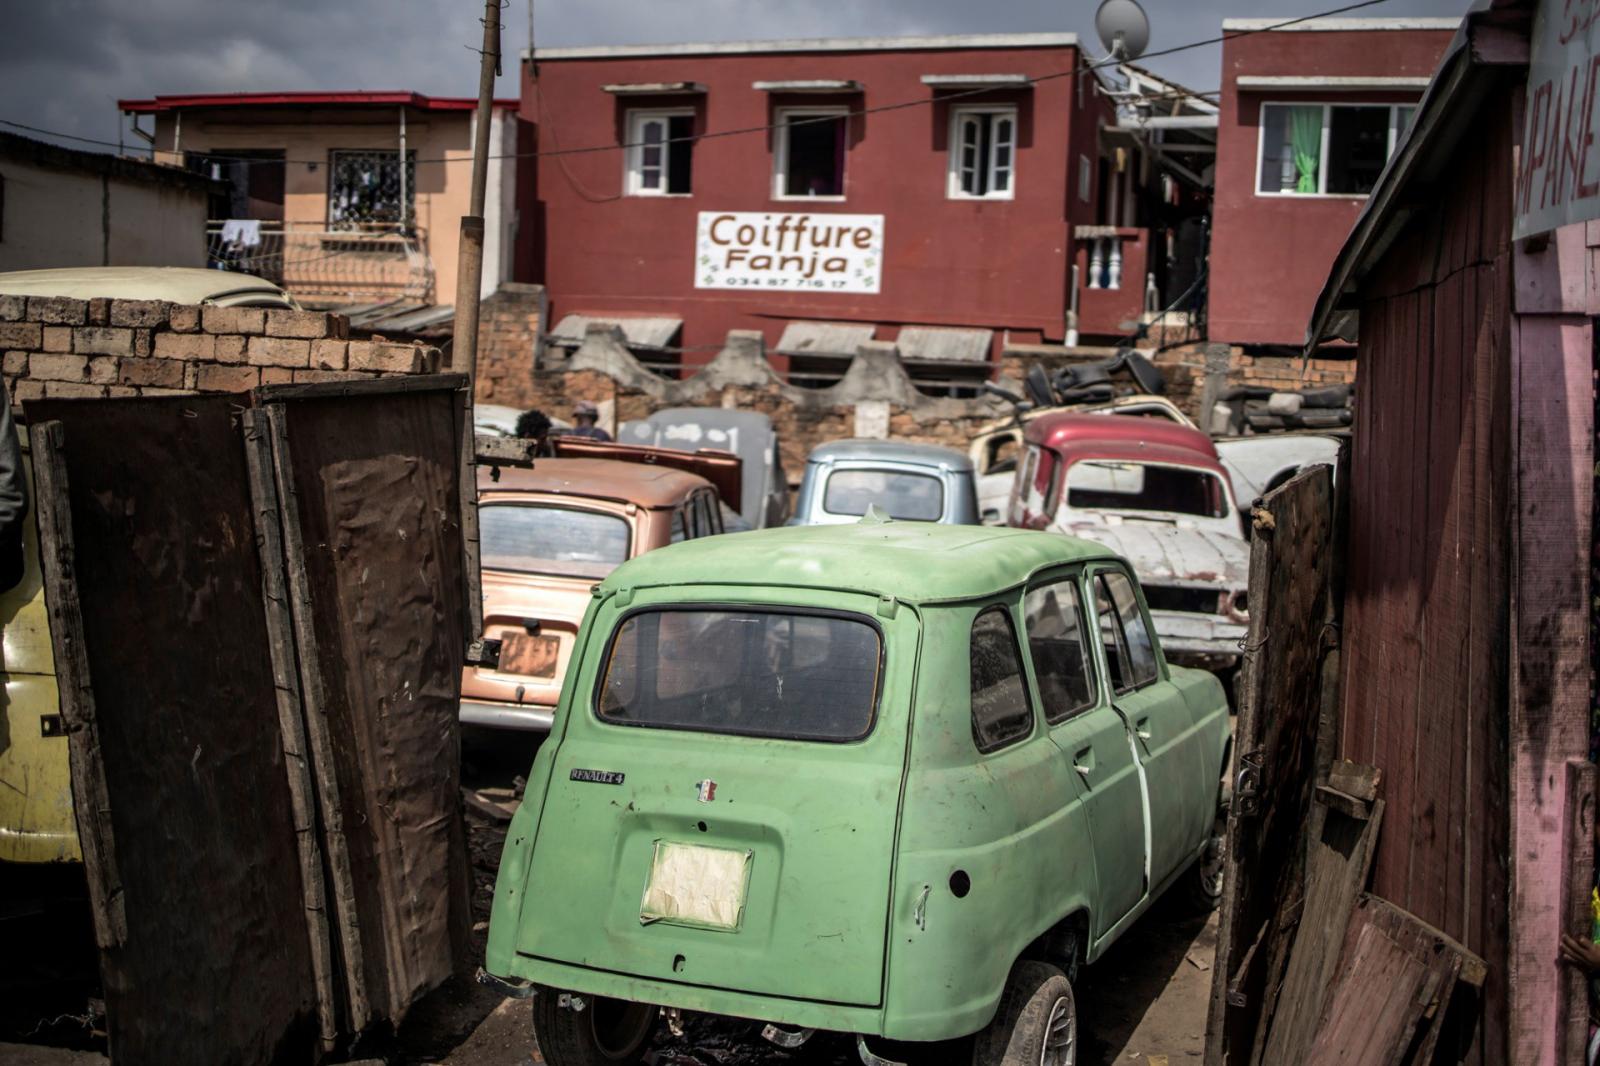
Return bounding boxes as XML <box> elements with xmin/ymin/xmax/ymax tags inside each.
<box><xmin>2</xmin><ymin>0</ymin><xmax>1392</xmax><ymax>171</ymax></box>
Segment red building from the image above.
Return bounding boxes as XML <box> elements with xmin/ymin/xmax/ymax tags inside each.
<box><xmin>519</xmin><ymin>34</ymin><xmax>1112</xmax><ymax>385</ymax></box>
<box><xmin>1208</xmin><ymin>18</ymin><xmax>1458</xmax><ymax>348</ymax></box>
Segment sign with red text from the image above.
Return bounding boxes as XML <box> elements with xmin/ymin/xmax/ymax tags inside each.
<box><xmin>1517</xmin><ymin>0</ymin><xmax>1600</xmax><ymax>237</ymax></box>
<box><xmin>695</xmin><ymin>212</ymin><xmax>883</xmax><ymax>293</ymax></box>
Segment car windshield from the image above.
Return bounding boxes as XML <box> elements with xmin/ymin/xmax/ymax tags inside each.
<box><xmin>823</xmin><ymin>468</ymin><xmax>945</xmax><ymax>521</ymax></box>
<box><xmin>480</xmin><ymin>503</ymin><xmax>631</xmax><ymax>579</ymax></box>
<box><xmin>1066</xmin><ymin>461</ymin><xmax>1226</xmax><ymax>519</ymax></box>
<box><xmin>597</xmin><ymin>609</ymin><xmax>881</xmax><ymax>741</ymax></box>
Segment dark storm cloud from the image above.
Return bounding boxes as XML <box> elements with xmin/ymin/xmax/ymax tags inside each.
<box><xmin>2</xmin><ymin>0</ymin><xmax>1472</xmax><ymax>152</ymax></box>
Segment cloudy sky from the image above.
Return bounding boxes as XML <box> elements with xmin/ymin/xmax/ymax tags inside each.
<box><xmin>1</xmin><ymin>0</ymin><xmax>1470</xmax><ymax>154</ymax></box>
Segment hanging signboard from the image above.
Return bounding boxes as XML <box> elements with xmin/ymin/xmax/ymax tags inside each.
<box><xmin>1515</xmin><ymin>0</ymin><xmax>1600</xmax><ymax>237</ymax></box>
<box><xmin>695</xmin><ymin>211</ymin><xmax>884</xmax><ymax>294</ymax></box>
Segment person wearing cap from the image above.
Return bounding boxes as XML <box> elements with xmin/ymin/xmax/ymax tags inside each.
<box><xmin>566</xmin><ymin>400</ymin><xmax>612</xmax><ymax>442</ymax></box>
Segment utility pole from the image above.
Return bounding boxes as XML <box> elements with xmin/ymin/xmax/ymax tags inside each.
<box><xmin>455</xmin><ymin>0</ymin><xmax>500</xmax><ymax>394</ymax></box>
<box><xmin>455</xmin><ymin>0</ymin><xmax>501</xmax><ymax>648</ymax></box>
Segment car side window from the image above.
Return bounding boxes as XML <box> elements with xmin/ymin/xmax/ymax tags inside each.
<box><xmin>698</xmin><ymin>491</ymin><xmax>722</xmax><ymax>535</ymax></box>
<box><xmin>969</xmin><ymin>606</ymin><xmax>1035</xmax><ymax>753</ymax></box>
<box><xmin>1095</xmin><ymin>570</ymin><xmax>1159</xmax><ymax>693</ymax></box>
<box><xmin>1023</xmin><ymin>578</ymin><xmax>1097</xmax><ymax>723</ymax></box>
<box><xmin>670</xmin><ymin>506</ymin><xmax>687</xmax><ymax>543</ymax></box>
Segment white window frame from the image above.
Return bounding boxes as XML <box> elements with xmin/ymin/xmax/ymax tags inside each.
<box><xmin>1253</xmin><ymin>101</ymin><xmax>1416</xmax><ymax>199</ymax></box>
<box><xmin>624</xmin><ymin>108</ymin><xmax>694</xmax><ymax>197</ymax></box>
<box><xmin>947</xmin><ymin>105</ymin><xmax>1018</xmax><ymax>201</ymax></box>
<box><xmin>772</xmin><ymin>106</ymin><xmax>849</xmax><ymax>201</ymax></box>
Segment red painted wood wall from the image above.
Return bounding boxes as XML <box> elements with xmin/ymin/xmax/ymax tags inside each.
<box><xmin>1338</xmin><ymin>91</ymin><xmax>1515</xmax><ymax>1063</ymax></box>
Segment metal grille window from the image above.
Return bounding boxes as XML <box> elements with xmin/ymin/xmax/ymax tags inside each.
<box><xmin>950</xmin><ymin>107</ymin><xmax>1017</xmax><ymax>200</ymax></box>
<box><xmin>328</xmin><ymin>149</ymin><xmax>416</xmax><ymax>226</ymax></box>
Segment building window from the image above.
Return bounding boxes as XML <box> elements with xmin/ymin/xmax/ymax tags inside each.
<box><xmin>625</xmin><ymin>110</ymin><xmax>694</xmax><ymax>196</ymax></box>
<box><xmin>328</xmin><ymin>149</ymin><xmax>416</xmax><ymax>226</ymax></box>
<box><xmin>773</xmin><ymin>107</ymin><xmax>847</xmax><ymax>199</ymax></box>
<box><xmin>1256</xmin><ymin>102</ymin><xmax>1417</xmax><ymax>197</ymax></box>
<box><xmin>1078</xmin><ymin>154</ymin><xmax>1092</xmax><ymax>202</ymax></box>
<box><xmin>948</xmin><ymin>106</ymin><xmax>1017</xmax><ymax>200</ymax></box>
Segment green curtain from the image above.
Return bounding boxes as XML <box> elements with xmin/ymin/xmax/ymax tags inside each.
<box><xmin>1288</xmin><ymin>106</ymin><xmax>1323</xmax><ymax>194</ymax></box>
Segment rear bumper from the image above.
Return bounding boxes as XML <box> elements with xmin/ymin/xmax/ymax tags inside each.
<box><xmin>1149</xmin><ymin>610</ymin><xmax>1246</xmax><ymax>666</ymax></box>
<box><xmin>499</xmin><ymin>953</ymin><xmax>887</xmax><ymax>1036</ymax></box>
<box><xmin>459</xmin><ymin>700</ymin><xmax>555</xmax><ymax>732</ymax></box>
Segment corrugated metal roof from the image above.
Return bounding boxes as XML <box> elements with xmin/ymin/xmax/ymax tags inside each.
<box><xmin>776</xmin><ymin>321</ymin><xmax>875</xmax><ymax>357</ymax></box>
<box><xmin>896</xmin><ymin>326</ymin><xmax>993</xmax><ymax>364</ymax></box>
<box><xmin>550</xmin><ymin>314</ymin><xmax>682</xmax><ymax>349</ymax></box>
<box><xmin>328</xmin><ymin>299</ymin><xmax>455</xmax><ymax>335</ymax></box>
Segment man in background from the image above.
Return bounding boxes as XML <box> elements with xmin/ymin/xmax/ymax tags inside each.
<box><xmin>565</xmin><ymin>400</ymin><xmax>612</xmax><ymax>442</ymax></box>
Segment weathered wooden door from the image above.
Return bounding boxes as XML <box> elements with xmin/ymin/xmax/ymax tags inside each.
<box><xmin>1204</xmin><ymin>462</ymin><xmax>1340</xmax><ymax>1066</ymax></box>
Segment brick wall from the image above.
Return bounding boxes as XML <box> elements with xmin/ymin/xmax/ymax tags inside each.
<box><xmin>0</xmin><ymin>294</ymin><xmax>440</xmax><ymax>401</ymax></box>
<box><xmin>474</xmin><ymin>283</ymin><xmax>546</xmax><ymax>408</ymax></box>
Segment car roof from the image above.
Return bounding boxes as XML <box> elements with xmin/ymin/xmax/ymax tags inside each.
<box><xmin>807</xmin><ymin>438</ymin><xmax>974</xmax><ymax>471</ymax></box>
<box><xmin>1025</xmin><ymin>413</ymin><xmax>1221</xmax><ymax>462</ymax></box>
<box><xmin>601</xmin><ymin>521</ymin><xmax>1113</xmax><ymax>604</ymax></box>
<box><xmin>0</xmin><ymin>267</ymin><xmax>295</xmax><ymax>307</ymax></box>
<box><xmin>478</xmin><ymin>458</ymin><xmax>712</xmax><ymax>507</ymax></box>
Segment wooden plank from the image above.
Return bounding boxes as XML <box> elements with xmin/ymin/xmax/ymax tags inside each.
<box><xmin>1559</xmin><ymin>759</ymin><xmax>1597</xmax><ymax>1064</ymax></box>
<box><xmin>1258</xmin><ymin>795</ymin><xmax>1386</xmax><ymax>1063</ymax></box>
<box><xmin>1302</xmin><ymin>894</ymin><xmax>1466</xmax><ymax>1066</ymax></box>
<box><xmin>253</xmin><ymin>371</ymin><xmax>467</xmax><ymax>402</ymax></box>
<box><xmin>241</xmin><ymin>408</ymin><xmax>340</xmax><ymax>1053</ymax></box>
<box><xmin>28</xmin><ymin>420</ymin><xmax>125</xmax><ymax>950</ymax></box>
<box><xmin>1505</xmin><ymin>309</ymin><xmax>1593</xmax><ymax>1066</ymax></box>
<box><xmin>460</xmin><ymin>388</ymin><xmax>484</xmax><ymax>641</ymax></box>
<box><xmin>265</xmin><ymin>401</ymin><xmax>373</xmax><ymax>1035</ymax></box>
<box><xmin>1327</xmin><ymin>759</ymin><xmax>1381</xmax><ymax>804</ymax></box>
<box><xmin>1205</xmin><ymin>467</ymin><xmax>1336</xmax><ymax>1066</ymax></box>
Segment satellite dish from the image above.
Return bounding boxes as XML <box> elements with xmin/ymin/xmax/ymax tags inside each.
<box><xmin>1096</xmin><ymin>0</ymin><xmax>1151</xmax><ymax>61</ymax></box>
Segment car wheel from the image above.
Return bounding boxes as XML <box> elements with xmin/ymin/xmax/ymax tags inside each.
<box><xmin>532</xmin><ymin>987</ymin><xmax>657</xmax><ymax>1066</ymax></box>
<box><xmin>971</xmin><ymin>960</ymin><xmax>1077</xmax><ymax>1066</ymax></box>
<box><xmin>1181</xmin><ymin>811</ymin><xmax>1227</xmax><ymax>912</ymax></box>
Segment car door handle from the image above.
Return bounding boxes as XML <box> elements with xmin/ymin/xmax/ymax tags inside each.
<box><xmin>1135</xmin><ymin>717</ymin><xmax>1152</xmax><ymax>742</ymax></box>
<box><xmin>1073</xmin><ymin>746</ymin><xmax>1095</xmax><ymax>777</ymax></box>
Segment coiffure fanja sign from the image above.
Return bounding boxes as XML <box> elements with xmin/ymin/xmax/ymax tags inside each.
<box><xmin>1518</xmin><ymin>0</ymin><xmax>1600</xmax><ymax>236</ymax></box>
<box><xmin>695</xmin><ymin>212</ymin><xmax>884</xmax><ymax>294</ymax></box>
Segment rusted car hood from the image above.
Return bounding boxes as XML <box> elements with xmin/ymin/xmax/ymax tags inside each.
<box><xmin>1056</xmin><ymin>518</ymin><xmax>1248</xmax><ymax>588</ymax></box>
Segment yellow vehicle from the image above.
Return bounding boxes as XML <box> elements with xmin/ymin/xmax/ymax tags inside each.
<box><xmin>0</xmin><ymin>438</ymin><xmax>76</xmax><ymax>866</ymax></box>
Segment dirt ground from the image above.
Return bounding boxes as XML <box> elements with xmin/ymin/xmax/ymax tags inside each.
<box><xmin>3</xmin><ymin>729</ymin><xmax>1217</xmax><ymax>1066</ymax></box>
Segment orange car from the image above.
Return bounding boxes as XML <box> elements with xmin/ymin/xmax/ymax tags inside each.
<box><xmin>461</xmin><ymin>458</ymin><xmax>728</xmax><ymax>732</ymax></box>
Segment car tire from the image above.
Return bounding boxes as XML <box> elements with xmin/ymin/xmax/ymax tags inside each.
<box><xmin>1179</xmin><ymin>811</ymin><xmax>1227</xmax><ymax>913</ymax></box>
<box><xmin>531</xmin><ymin>987</ymin><xmax>657</xmax><ymax>1066</ymax></box>
<box><xmin>971</xmin><ymin>960</ymin><xmax>1078</xmax><ymax>1066</ymax></box>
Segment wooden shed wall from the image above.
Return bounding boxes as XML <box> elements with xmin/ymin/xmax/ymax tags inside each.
<box><xmin>1339</xmin><ymin>93</ymin><xmax>1515</xmax><ymax>1063</ymax></box>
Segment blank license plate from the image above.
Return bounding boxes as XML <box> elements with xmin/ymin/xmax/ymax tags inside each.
<box><xmin>499</xmin><ymin>632</ymin><xmax>560</xmax><ymax>678</ymax></box>
<box><xmin>640</xmin><ymin>841</ymin><xmax>752</xmax><ymax>931</ymax></box>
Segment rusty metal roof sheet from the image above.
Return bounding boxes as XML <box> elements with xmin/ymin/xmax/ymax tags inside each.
<box><xmin>776</xmin><ymin>321</ymin><xmax>876</xmax><ymax>357</ymax></box>
<box><xmin>550</xmin><ymin>314</ymin><xmax>683</xmax><ymax>349</ymax></box>
<box><xmin>896</xmin><ymin>326</ymin><xmax>993</xmax><ymax>364</ymax></box>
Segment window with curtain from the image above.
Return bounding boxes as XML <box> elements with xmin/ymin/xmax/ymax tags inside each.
<box><xmin>949</xmin><ymin>106</ymin><xmax>1017</xmax><ymax>199</ymax></box>
<box><xmin>774</xmin><ymin>108</ymin><xmax>848</xmax><ymax>198</ymax></box>
<box><xmin>1257</xmin><ymin>102</ymin><xmax>1417</xmax><ymax>196</ymax></box>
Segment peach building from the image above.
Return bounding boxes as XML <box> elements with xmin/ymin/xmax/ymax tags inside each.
<box><xmin>118</xmin><ymin>91</ymin><xmax>527</xmax><ymax>331</ymax></box>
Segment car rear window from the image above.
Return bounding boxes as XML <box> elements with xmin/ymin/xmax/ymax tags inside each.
<box><xmin>597</xmin><ymin>609</ymin><xmax>882</xmax><ymax>741</ymax></box>
<box><xmin>1066</xmin><ymin>461</ymin><xmax>1226</xmax><ymax>518</ymax></box>
<box><xmin>480</xmin><ymin>504</ymin><xmax>630</xmax><ymax>579</ymax></box>
<box><xmin>823</xmin><ymin>469</ymin><xmax>945</xmax><ymax>521</ymax></box>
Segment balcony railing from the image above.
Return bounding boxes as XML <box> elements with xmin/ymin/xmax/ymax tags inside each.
<box><xmin>206</xmin><ymin>220</ymin><xmax>434</xmax><ymax>303</ymax></box>
<box><xmin>1072</xmin><ymin>226</ymin><xmax>1151</xmax><ymax>340</ymax></box>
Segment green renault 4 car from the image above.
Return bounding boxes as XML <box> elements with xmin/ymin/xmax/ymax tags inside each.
<box><xmin>484</xmin><ymin>519</ymin><xmax>1230</xmax><ymax>1065</ymax></box>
